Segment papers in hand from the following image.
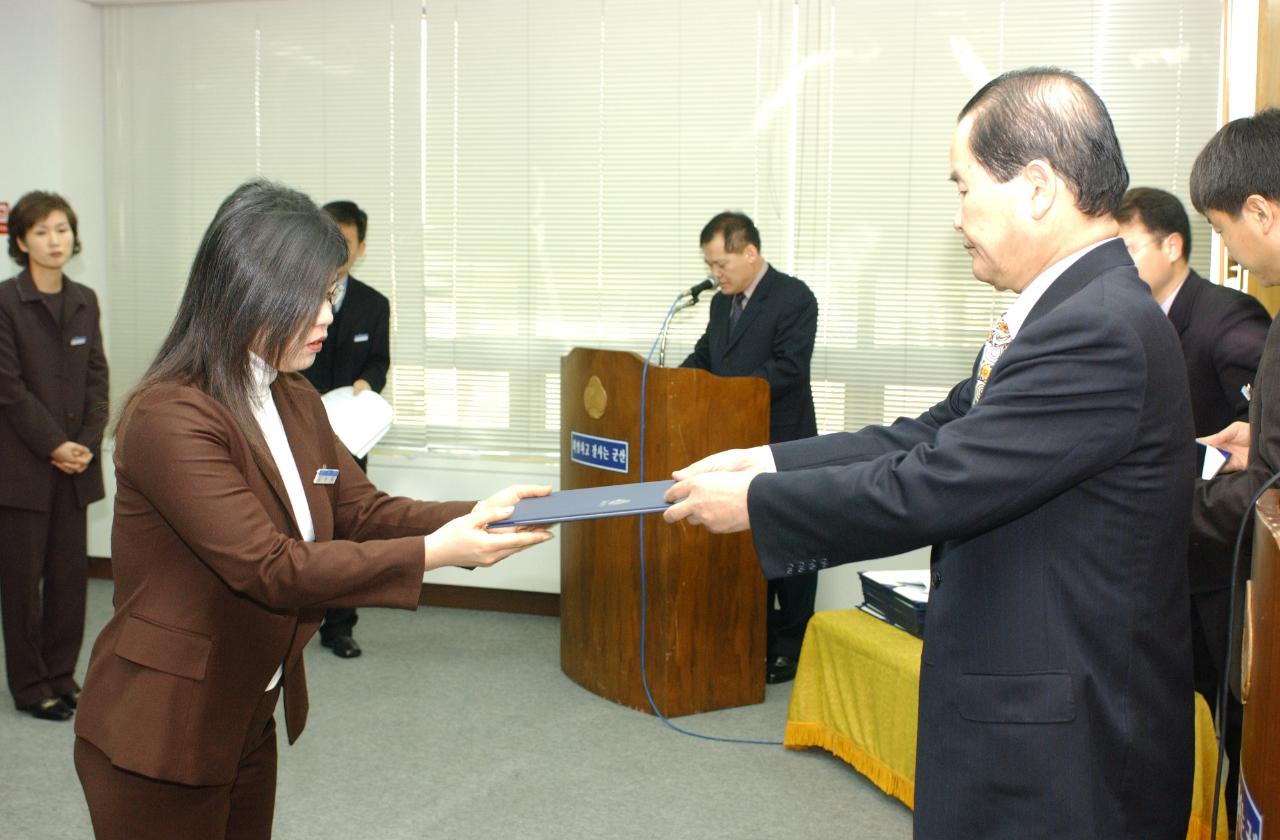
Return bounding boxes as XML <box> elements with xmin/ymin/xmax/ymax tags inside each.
<box><xmin>320</xmin><ymin>386</ymin><xmax>393</xmax><ymax>459</ymax></box>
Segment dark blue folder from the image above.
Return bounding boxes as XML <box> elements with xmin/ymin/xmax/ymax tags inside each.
<box><xmin>487</xmin><ymin>480</ymin><xmax>675</xmax><ymax>528</ymax></box>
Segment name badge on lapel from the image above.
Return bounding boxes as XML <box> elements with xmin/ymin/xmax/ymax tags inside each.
<box><xmin>70</xmin><ymin>335</ymin><xmax>88</xmax><ymax>347</ymax></box>
<box><xmin>353</xmin><ymin>333</ymin><xmax>369</xmax><ymax>343</ymax></box>
<box><xmin>313</xmin><ymin>468</ymin><xmax>339</xmax><ymax>485</ymax></box>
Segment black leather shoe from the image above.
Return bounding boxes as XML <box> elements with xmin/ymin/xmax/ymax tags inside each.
<box><xmin>765</xmin><ymin>655</ymin><xmax>798</xmax><ymax>684</ymax></box>
<box><xmin>321</xmin><ymin>636</ymin><xmax>362</xmax><ymax>658</ymax></box>
<box><xmin>61</xmin><ymin>688</ymin><xmax>81</xmax><ymax>709</ymax></box>
<box><xmin>23</xmin><ymin>697</ymin><xmax>74</xmax><ymax>721</ymax></box>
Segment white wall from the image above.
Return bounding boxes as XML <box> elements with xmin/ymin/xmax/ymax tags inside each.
<box><xmin>1</xmin><ymin>0</ymin><xmax>107</xmax><ymax>304</ymax></box>
<box><xmin>2</xmin><ymin>0</ymin><xmax>111</xmax><ymax>546</ymax></box>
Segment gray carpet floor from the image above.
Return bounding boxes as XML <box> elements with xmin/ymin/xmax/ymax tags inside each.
<box><xmin>0</xmin><ymin>578</ymin><xmax>912</xmax><ymax>839</ymax></box>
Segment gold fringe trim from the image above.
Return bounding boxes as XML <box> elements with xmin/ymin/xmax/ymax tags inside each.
<box><xmin>785</xmin><ymin>720</ymin><xmax>915</xmax><ymax>809</ymax></box>
<box><xmin>787</xmin><ymin>719</ymin><xmax>1227</xmax><ymax>838</ymax></box>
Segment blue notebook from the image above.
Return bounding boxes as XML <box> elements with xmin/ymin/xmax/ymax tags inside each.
<box><xmin>487</xmin><ymin>480</ymin><xmax>675</xmax><ymax>528</ymax></box>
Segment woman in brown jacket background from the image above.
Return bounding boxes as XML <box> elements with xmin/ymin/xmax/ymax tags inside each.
<box><xmin>72</xmin><ymin>180</ymin><xmax>551</xmax><ymax>839</ymax></box>
<box><xmin>0</xmin><ymin>191</ymin><xmax>108</xmax><ymax>722</ymax></box>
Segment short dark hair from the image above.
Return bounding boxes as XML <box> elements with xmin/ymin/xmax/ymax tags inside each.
<box><xmin>322</xmin><ymin>200</ymin><xmax>368</xmax><ymax>243</ymax></box>
<box><xmin>121</xmin><ymin>180</ymin><xmax>347</xmax><ymax>461</ymax></box>
<box><xmin>7</xmin><ymin>191</ymin><xmax>81</xmax><ymax>267</ymax></box>
<box><xmin>1190</xmin><ymin>108</ymin><xmax>1280</xmax><ymax>217</ymax></box>
<box><xmin>1116</xmin><ymin>187</ymin><xmax>1192</xmax><ymax>260</ymax></box>
<box><xmin>700</xmin><ymin>211</ymin><xmax>761</xmax><ymax>253</ymax></box>
<box><xmin>959</xmin><ymin>67</ymin><xmax>1129</xmax><ymax>218</ymax></box>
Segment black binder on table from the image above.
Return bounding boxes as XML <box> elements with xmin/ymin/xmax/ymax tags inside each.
<box><xmin>858</xmin><ymin>570</ymin><xmax>929</xmax><ymax>638</ymax></box>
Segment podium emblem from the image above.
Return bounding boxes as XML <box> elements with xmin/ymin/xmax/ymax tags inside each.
<box><xmin>584</xmin><ymin>375</ymin><xmax>608</xmax><ymax>419</ymax></box>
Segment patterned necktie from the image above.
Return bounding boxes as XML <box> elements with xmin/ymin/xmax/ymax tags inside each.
<box><xmin>972</xmin><ymin>311</ymin><xmax>1013</xmax><ymax>406</ymax></box>
<box><xmin>729</xmin><ymin>293</ymin><xmax>746</xmax><ymax>329</ymax></box>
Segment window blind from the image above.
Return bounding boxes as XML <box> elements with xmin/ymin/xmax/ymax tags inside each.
<box><xmin>103</xmin><ymin>0</ymin><xmax>1222</xmax><ymax>456</ymax></box>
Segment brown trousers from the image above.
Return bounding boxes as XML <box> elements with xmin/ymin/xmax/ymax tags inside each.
<box><xmin>0</xmin><ymin>474</ymin><xmax>87</xmax><ymax>708</ymax></box>
<box><xmin>75</xmin><ymin>687</ymin><xmax>281</xmax><ymax>840</ymax></box>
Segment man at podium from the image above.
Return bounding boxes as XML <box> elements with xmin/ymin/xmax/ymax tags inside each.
<box><xmin>681</xmin><ymin>211</ymin><xmax>819</xmax><ymax>684</ymax></box>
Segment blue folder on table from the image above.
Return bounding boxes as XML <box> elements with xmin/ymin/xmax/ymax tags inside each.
<box><xmin>487</xmin><ymin>480</ymin><xmax>675</xmax><ymax>528</ymax></box>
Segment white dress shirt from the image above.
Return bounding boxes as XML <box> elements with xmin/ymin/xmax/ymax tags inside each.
<box><xmin>249</xmin><ymin>353</ymin><xmax>315</xmax><ymax>690</ymax></box>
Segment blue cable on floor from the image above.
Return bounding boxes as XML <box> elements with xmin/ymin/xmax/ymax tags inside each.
<box><xmin>634</xmin><ymin>294</ymin><xmax>783</xmax><ymax>746</ymax></box>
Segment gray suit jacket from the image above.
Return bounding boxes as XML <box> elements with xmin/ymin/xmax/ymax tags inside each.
<box><xmin>748</xmin><ymin>240</ymin><xmax>1195</xmax><ymax>839</ymax></box>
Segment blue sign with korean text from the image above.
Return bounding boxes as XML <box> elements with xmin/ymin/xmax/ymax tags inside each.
<box><xmin>1239</xmin><ymin>774</ymin><xmax>1263</xmax><ymax>840</ymax></box>
<box><xmin>570</xmin><ymin>431</ymin><xmax>629</xmax><ymax>474</ymax></box>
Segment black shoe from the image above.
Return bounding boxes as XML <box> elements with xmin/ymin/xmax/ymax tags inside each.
<box><xmin>765</xmin><ymin>655</ymin><xmax>798</xmax><ymax>684</ymax></box>
<box><xmin>321</xmin><ymin>636</ymin><xmax>362</xmax><ymax>659</ymax></box>
<box><xmin>61</xmin><ymin>688</ymin><xmax>81</xmax><ymax>709</ymax></box>
<box><xmin>23</xmin><ymin>697</ymin><xmax>74</xmax><ymax>721</ymax></box>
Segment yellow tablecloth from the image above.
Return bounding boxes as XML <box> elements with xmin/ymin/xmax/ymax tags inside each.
<box><xmin>783</xmin><ymin>609</ymin><xmax>1228</xmax><ymax>840</ymax></box>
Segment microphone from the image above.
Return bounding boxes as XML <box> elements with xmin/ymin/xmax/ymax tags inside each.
<box><xmin>685</xmin><ymin>277</ymin><xmax>715</xmax><ymax>302</ymax></box>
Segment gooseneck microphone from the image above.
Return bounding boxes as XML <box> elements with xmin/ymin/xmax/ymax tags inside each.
<box><xmin>657</xmin><ymin>277</ymin><xmax>715</xmax><ymax>366</ymax></box>
<box><xmin>685</xmin><ymin>277</ymin><xmax>715</xmax><ymax>302</ymax></box>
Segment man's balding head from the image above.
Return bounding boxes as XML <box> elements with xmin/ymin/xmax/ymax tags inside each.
<box><xmin>959</xmin><ymin>67</ymin><xmax>1128</xmax><ymax>218</ymax></box>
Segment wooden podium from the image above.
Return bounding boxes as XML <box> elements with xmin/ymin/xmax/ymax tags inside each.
<box><xmin>1242</xmin><ymin>491</ymin><xmax>1280</xmax><ymax>830</ymax></box>
<box><xmin>559</xmin><ymin>347</ymin><xmax>769</xmax><ymax>716</ymax></box>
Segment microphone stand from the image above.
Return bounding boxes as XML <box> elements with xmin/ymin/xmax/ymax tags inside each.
<box><xmin>657</xmin><ymin>294</ymin><xmax>699</xmax><ymax>367</ymax></box>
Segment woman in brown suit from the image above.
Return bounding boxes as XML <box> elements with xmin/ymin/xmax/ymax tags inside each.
<box><xmin>0</xmin><ymin>192</ymin><xmax>108</xmax><ymax>721</ymax></box>
<box><xmin>72</xmin><ymin>180</ymin><xmax>551</xmax><ymax>839</ymax></box>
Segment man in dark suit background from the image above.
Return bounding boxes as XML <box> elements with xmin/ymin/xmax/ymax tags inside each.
<box><xmin>301</xmin><ymin>200</ymin><xmax>391</xmax><ymax>659</ymax></box>
<box><xmin>1188</xmin><ymin>108</ymin><xmax>1280</xmax><ymax>827</ymax></box>
<box><xmin>682</xmin><ymin>211</ymin><xmax>818</xmax><ymax>684</ymax></box>
<box><xmin>666</xmin><ymin>68</ymin><xmax>1196</xmax><ymax>839</ymax></box>
<box><xmin>1117</xmin><ymin>186</ymin><xmax>1269</xmax><ymax>825</ymax></box>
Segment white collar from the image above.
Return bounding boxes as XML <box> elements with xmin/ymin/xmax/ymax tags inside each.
<box><xmin>742</xmin><ymin>262</ymin><xmax>768</xmax><ymax>301</ymax></box>
<box><xmin>248</xmin><ymin>352</ymin><xmax>278</xmax><ymax>409</ymax></box>
<box><xmin>1159</xmin><ymin>277</ymin><xmax>1187</xmax><ymax>315</ymax></box>
<box><xmin>1001</xmin><ymin>237</ymin><xmax>1115</xmax><ymax>340</ymax></box>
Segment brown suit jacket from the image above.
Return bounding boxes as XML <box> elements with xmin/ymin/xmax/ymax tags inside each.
<box><xmin>0</xmin><ymin>269</ymin><xmax>108</xmax><ymax>510</ymax></box>
<box><xmin>74</xmin><ymin>374</ymin><xmax>470</xmax><ymax>785</ymax></box>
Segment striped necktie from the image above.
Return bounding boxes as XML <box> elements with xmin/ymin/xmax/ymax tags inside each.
<box><xmin>729</xmin><ymin>293</ymin><xmax>746</xmax><ymax>329</ymax></box>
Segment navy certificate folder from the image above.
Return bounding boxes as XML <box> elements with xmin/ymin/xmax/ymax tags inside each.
<box><xmin>487</xmin><ymin>480</ymin><xmax>675</xmax><ymax>528</ymax></box>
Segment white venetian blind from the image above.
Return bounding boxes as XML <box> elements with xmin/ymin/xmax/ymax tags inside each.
<box><xmin>102</xmin><ymin>0</ymin><xmax>1222</xmax><ymax>456</ymax></box>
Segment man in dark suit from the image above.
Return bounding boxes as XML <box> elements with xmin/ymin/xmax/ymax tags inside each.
<box><xmin>301</xmin><ymin>201</ymin><xmax>391</xmax><ymax>659</ymax></box>
<box><xmin>681</xmin><ymin>211</ymin><xmax>818</xmax><ymax>684</ymax></box>
<box><xmin>1117</xmin><ymin>186</ymin><xmax>1269</xmax><ymax>825</ymax></box>
<box><xmin>666</xmin><ymin>68</ymin><xmax>1196</xmax><ymax>839</ymax></box>
<box><xmin>1187</xmin><ymin>108</ymin><xmax>1280</xmax><ymax>826</ymax></box>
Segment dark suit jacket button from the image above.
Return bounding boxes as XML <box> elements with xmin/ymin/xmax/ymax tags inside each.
<box><xmin>930</xmin><ymin>570</ymin><xmax>941</xmax><ymax>588</ymax></box>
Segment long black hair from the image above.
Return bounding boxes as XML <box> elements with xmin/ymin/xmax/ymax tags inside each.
<box><xmin>120</xmin><ymin>179</ymin><xmax>346</xmax><ymax>454</ymax></box>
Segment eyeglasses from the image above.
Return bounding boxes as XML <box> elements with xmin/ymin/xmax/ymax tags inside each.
<box><xmin>1124</xmin><ymin>237</ymin><xmax>1163</xmax><ymax>257</ymax></box>
<box><xmin>325</xmin><ymin>284</ymin><xmax>341</xmax><ymax>307</ymax></box>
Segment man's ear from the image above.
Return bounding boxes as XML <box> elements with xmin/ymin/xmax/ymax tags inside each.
<box><xmin>1023</xmin><ymin>159</ymin><xmax>1057</xmax><ymax>220</ymax></box>
<box><xmin>1163</xmin><ymin>232</ymin><xmax>1184</xmax><ymax>264</ymax></box>
<box><xmin>743</xmin><ymin>244</ymin><xmax>760</xmax><ymax>264</ymax></box>
<box><xmin>1244</xmin><ymin>194</ymin><xmax>1278</xmax><ymax>235</ymax></box>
